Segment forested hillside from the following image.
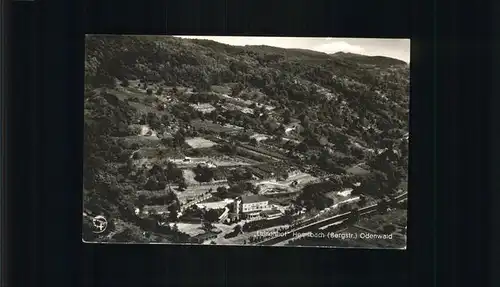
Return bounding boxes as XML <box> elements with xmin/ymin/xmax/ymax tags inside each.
<box><xmin>83</xmin><ymin>35</ymin><xmax>409</xmax><ymax>243</ymax></box>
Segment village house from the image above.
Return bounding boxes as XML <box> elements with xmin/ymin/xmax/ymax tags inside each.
<box><xmin>337</xmin><ymin>188</ymin><xmax>354</xmax><ymax>197</ymax></box>
<box><xmin>237</xmin><ymin>195</ymin><xmax>271</xmax><ymax>220</ymax></box>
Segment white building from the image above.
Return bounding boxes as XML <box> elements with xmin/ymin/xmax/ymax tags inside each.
<box><xmin>337</xmin><ymin>188</ymin><xmax>354</xmax><ymax>197</ymax></box>
<box><xmin>190</xmin><ymin>103</ymin><xmax>216</xmax><ymax>114</ymax></box>
<box><xmin>238</xmin><ymin>195</ymin><xmax>271</xmax><ymax>220</ymax></box>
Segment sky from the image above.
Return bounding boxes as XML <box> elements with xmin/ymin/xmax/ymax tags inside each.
<box><xmin>175</xmin><ymin>36</ymin><xmax>411</xmax><ymax>63</ymax></box>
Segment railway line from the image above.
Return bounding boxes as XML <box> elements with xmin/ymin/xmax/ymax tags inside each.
<box><xmin>257</xmin><ymin>193</ymin><xmax>407</xmax><ymax>246</ymax></box>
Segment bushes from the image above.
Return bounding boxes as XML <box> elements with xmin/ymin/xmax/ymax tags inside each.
<box><xmin>193</xmin><ymin>164</ymin><xmax>215</xmax><ymax>182</ymax></box>
<box><xmin>295</xmin><ymin>182</ymin><xmax>336</xmax><ymax>211</ymax></box>
<box><xmin>143</xmin><ymin>177</ymin><xmax>166</xmax><ymax>191</ymax></box>
<box><xmin>242</xmin><ymin>216</ymin><xmax>291</xmax><ymax>232</ymax></box>
<box><xmin>132</xmin><ymin>151</ymin><xmax>142</xmax><ymax>160</ymax></box>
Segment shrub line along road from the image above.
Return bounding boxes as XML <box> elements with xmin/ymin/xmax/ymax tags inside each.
<box><xmin>257</xmin><ymin>193</ymin><xmax>407</xmax><ymax>246</ymax></box>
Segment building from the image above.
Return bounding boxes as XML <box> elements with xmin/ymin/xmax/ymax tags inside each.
<box><xmin>200</xmin><ymin>160</ymin><xmax>217</xmax><ymax>169</ymax></box>
<box><xmin>190</xmin><ymin>103</ymin><xmax>216</xmax><ymax>114</ymax></box>
<box><xmin>337</xmin><ymin>188</ymin><xmax>353</xmax><ymax>197</ymax></box>
<box><xmin>260</xmin><ymin>209</ymin><xmax>283</xmax><ymax>220</ymax></box>
<box><xmin>218</xmin><ymin>207</ymin><xmax>230</xmax><ymax>222</ymax></box>
<box><xmin>143</xmin><ymin>205</ymin><xmax>170</xmax><ymax>215</ymax></box>
<box><xmin>238</xmin><ymin>195</ymin><xmax>271</xmax><ymax>220</ymax></box>
<box><xmin>196</xmin><ymin>198</ymin><xmax>234</xmax><ymax>210</ymax></box>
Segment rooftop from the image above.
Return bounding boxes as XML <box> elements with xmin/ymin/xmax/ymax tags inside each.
<box><xmin>261</xmin><ymin>209</ymin><xmax>282</xmax><ymax>216</ymax></box>
<box><xmin>196</xmin><ymin>199</ymin><xmax>233</xmax><ymax>210</ymax></box>
<box><xmin>143</xmin><ymin>205</ymin><xmax>170</xmax><ymax>214</ymax></box>
<box><xmin>337</xmin><ymin>188</ymin><xmax>353</xmax><ymax>197</ymax></box>
<box><xmin>240</xmin><ymin>195</ymin><xmax>269</xmax><ymax>204</ymax></box>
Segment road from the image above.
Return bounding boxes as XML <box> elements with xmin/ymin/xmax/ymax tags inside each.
<box><xmin>394</xmin><ymin>191</ymin><xmax>408</xmax><ymax>201</ymax></box>
<box><xmin>257</xmin><ymin>193</ymin><xmax>407</xmax><ymax>246</ymax></box>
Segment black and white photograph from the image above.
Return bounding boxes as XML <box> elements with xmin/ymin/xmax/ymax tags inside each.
<box><xmin>83</xmin><ymin>35</ymin><xmax>409</xmax><ymax>248</ymax></box>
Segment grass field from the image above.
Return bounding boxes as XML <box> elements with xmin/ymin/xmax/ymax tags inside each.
<box><xmin>128</xmin><ymin>101</ymin><xmax>168</xmax><ymax>115</ymax></box>
<box><xmin>356</xmin><ymin>209</ymin><xmax>407</xmax><ymax>231</ymax></box>
<box><xmin>175</xmin><ymin>183</ymin><xmax>228</xmax><ymax>204</ymax></box>
<box><xmin>137</xmin><ymin>147</ymin><xmax>183</xmax><ymax>159</ymax></box>
<box><xmin>114</xmin><ymin>135</ymin><xmax>161</xmax><ymax>149</ymax></box>
<box><xmin>210</xmin><ymin>85</ymin><xmax>232</xmax><ymax>95</ymax></box>
<box><xmin>239</xmin><ymin>144</ymin><xmax>290</xmax><ymax>160</ymax></box>
<box><xmin>175</xmin><ymin>223</ymin><xmax>206</xmax><ymax>237</ymax></box>
<box><xmin>185</xmin><ymin>137</ymin><xmax>218</xmax><ymax>149</ymax></box>
<box><xmin>171</xmin><ymin>156</ymin><xmax>254</xmax><ymax>169</ymax></box>
<box><xmin>190</xmin><ymin>119</ymin><xmax>243</xmax><ymax>133</ymax></box>
<box><xmin>346</xmin><ymin>164</ymin><xmax>371</xmax><ymax>175</ymax></box>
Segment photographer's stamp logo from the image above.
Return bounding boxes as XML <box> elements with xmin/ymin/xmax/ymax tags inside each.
<box><xmin>92</xmin><ymin>215</ymin><xmax>108</xmax><ymax>233</ymax></box>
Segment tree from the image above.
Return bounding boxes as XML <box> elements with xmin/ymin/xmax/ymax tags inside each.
<box><xmin>203</xmin><ymin>209</ymin><xmax>220</xmax><ymax>229</ymax></box>
<box><xmin>231</xmin><ymin>83</ymin><xmax>244</xmax><ymax>97</ymax></box>
<box><xmin>121</xmin><ymin>78</ymin><xmax>129</xmax><ymax>87</ymax></box>
<box><xmin>112</xmin><ymin>226</ymin><xmax>145</xmax><ymax>243</ymax></box>
<box><xmin>135</xmin><ymin>194</ymin><xmax>148</xmax><ymax>211</ymax></box>
<box><xmin>283</xmin><ymin>109</ymin><xmax>292</xmax><ymax>124</ymax></box>
<box><xmin>194</xmin><ymin>164</ymin><xmax>215</xmax><ymax>182</ymax></box>
<box><xmin>171</xmin><ymin>223</ymin><xmax>179</xmax><ymax>232</ymax></box>
<box><xmin>173</xmin><ymin>131</ymin><xmax>185</xmax><ymax>146</ymax></box>
<box><xmin>347</xmin><ymin>208</ymin><xmax>360</xmax><ymax>224</ymax></box>
<box><xmin>168</xmin><ymin>202</ymin><xmax>179</xmax><ymax>222</ymax></box>
<box><xmin>205</xmin><ymin>209</ymin><xmax>220</xmax><ymax>223</ymax></box>
<box><xmin>144</xmin><ymin>178</ymin><xmax>160</xmax><ymax>191</ymax></box>
<box><xmin>209</xmin><ymin>110</ymin><xmax>219</xmax><ymax>122</ymax></box>
<box><xmin>161</xmin><ymin>137</ymin><xmax>174</xmax><ymax>147</ymax></box>
<box><xmin>382</xmin><ymin>224</ymin><xmax>396</xmax><ymax>234</ymax></box>
<box><xmin>149</xmin><ymin>164</ymin><xmax>164</xmax><ymax>178</ymax></box>
<box><xmin>339</xmin><ymin>204</ymin><xmax>350</xmax><ymax>213</ymax></box>
<box><xmin>220</xmin><ymin>143</ymin><xmax>237</xmax><ymax>155</ymax></box>
<box><xmin>146</xmin><ymin>88</ymin><xmax>153</xmax><ymax>95</ymax></box>
<box><xmin>228</xmin><ymin>184</ymin><xmax>244</xmax><ymax>195</ymax></box>
<box><xmin>358</xmin><ymin>195</ymin><xmax>367</xmax><ymax>207</ymax></box>
<box><xmin>377</xmin><ymin>199</ymin><xmax>389</xmax><ymax>213</ymax></box>
<box><xmin>216</xmin><ymin>186</ymin><xmax>228</xmax><ymax>197</ymax></box>
<box><xmin>233</xmin><ymin>224</ymin><xmax>243</xmax><ymax>234</ymax></box>
<box><xmin>353</xmin><ymin>173</ymin><xmax>379</xmax><ymax>196</ymax></box>
<box><xmin>156</xmin><ymin>87</ymin><xmax>164</xmax><ymax>95</ymax></box>
<box><xmin>296</xmin><ymin>141</ymin><xmax>309</xmax><ymax>153</ymax></box>
<box><xmin>296</xmin><ymin>183</ymin><xmax>334</xmax><ymax>211</ymax></box>
<box><xmin>166</xmin><ymin>165</ymin><xmax>183</xmax><ymax>183</ymax></box>
<box><xmin>249</xmin><ymin>138</ymin><xmax>258</xmax><ymax>146</ymax></box>
<box><xmin>178</xmin><ymin>180</ymin><xmax>187</xmax><ymax>191</ymax></box>
<box><xmin>399</xmin><ymin>138</ymin><xmax>409</xmax><ymax>157</ymax></box>
<box><xmin>301</xmin><ymin>115</ymin><xmax>310</xmax><ymax>129</ymax></box>
<box><xmin>93</xmin><ymin>73</ymin><xmax>115</xmax><ymax>88</ymax></box>
<box><xmin>350</xmin><ymin>146</ymin><xmax>365</xmax><ymax>160</ymax></box>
